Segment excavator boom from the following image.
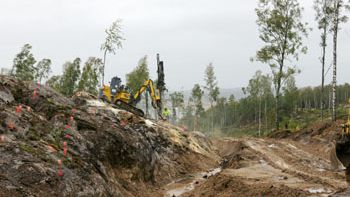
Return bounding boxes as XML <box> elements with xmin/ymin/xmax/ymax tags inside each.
<box><xmin>131</xmin><ymin>79</ymin><xmax>163</xmax><ymax>118</ymax></box>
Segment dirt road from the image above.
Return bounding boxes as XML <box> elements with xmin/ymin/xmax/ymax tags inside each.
<box><xmin>163</xmin><ymin>137</ymin><xmax>348</xmax><ymax>197</ymax></box>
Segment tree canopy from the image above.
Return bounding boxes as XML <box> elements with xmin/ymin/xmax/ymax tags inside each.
<box><xmin>126</xmin><ymin>56</ymin><xmax>150</xmax><ymax>94</ymax></box>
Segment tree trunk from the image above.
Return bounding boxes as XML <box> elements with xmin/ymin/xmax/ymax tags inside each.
<box><xmin>211</xmin><ymin>103</ymin><xmax>214</xmax><ymax>134</ymax></box>
<box><xmin>265</xmin><ymin>98</ymin><xmax>268</xmax><ymax>133</ymax></box>
<box><xmin>275</xmin><ymin>58</ymin><xmax>284</xmax><ymax>130</ymax></box>
<box><xmin>320</xmin><ymin>0</ymin><xmax>328</xmax><ymax>120</ymax></box>
<box><xmin>332</xmin><ymin>2</ymin><xmax>339</xmax><ymax>122</ymax></box>
<box><xmin>275</xmin><ymin>89</ymin><xmax>280</xmax><ymax>130</ymax></box>
<box><xmin>194</xmin><ymin>116</ymin><xmax>197</xmax><ymax>131</ymax></box>
<box><xmin>321</xmin><ymin>31</ymin><xmax>326</xmax><ymax>120</ymax></box>
<box><xmin>258</xmin><ymin>96</ymin><xmax>262</xmax><ymax>136</ymax></box>
<box><xmin>102</xmin><ymin>50</ymin><xmax>107</xmax><ymax>87</ymax></box>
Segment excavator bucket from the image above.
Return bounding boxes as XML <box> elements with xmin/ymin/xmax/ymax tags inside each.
<box><xmin>331</xmin><ymin>121</ymin><xmax>350</xmax><ymax>183</ymax></box>
<box><xmin>333</xmin><ymin>99</ymin><xmax>350</xmax><ymax>178</ymax></box>
<box><xmin>334</xmin><ymin>137</ymin><xmax>350</xmax><ymax>169</ymax></box>
<box><xmin>332</xmin><ymin>136</ymin><xmax>350</xmax><ymax>183</ymax></box>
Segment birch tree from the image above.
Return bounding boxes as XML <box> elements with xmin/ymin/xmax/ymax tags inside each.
<box><xmin>314</xmin><ymin>0</ymin><xmax>333</xmax><ymax>120</ymax></box>
<box><xmin>101</xmin><ymin>20</ymin><xmax>124</xmax><ymax>86</ymax></box>
<box><xmin>329</xmin><ymin>0</ymin><xmax>349</xmax><ymax>121</ymax></box>
<box><xmin>254</xmin><ymin>0</ymin><xmax>309</xmax><ymax>129</ymax></box>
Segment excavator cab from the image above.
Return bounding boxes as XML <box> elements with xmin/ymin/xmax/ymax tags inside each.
<box><xmin>110</xmin><ymin>76</ymin><xmax>122</xmax><ymax>96</ymax></box>
<box><xmin>100</xmin><ymin>76</ymin><xmax>129</xmax><ymax>103</ymax></box>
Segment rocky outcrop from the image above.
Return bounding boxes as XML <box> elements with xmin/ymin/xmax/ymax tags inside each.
<box><xmin>0</xmin><ymin>75</ymin><xmax>218</xmax><ymax>196</ymax></box>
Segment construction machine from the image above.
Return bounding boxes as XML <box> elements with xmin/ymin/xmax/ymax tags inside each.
<box><xmin>332</xmin><ymin>99</ymin><xmax>350</xmax><ymax>179</ymax></box>
<box><xmin>99</xmin><ymin>54</ymin><xmax>166</xmax><ymax>118</ymax></box>
<box><xmin>100</xmin><ymin>77</ymin><xmax>162</xmax><ymax>117</ymax></box>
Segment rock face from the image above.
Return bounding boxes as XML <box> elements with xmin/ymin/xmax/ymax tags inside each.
<box><xmin>0</xmin><ymin>75</ymin><xmax>218</xmax><ymax>197</ymax></box>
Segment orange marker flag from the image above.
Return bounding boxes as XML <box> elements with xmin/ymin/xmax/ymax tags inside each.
<box><xmin>57</xmin><ymin>159</ymin><xmax>64</xmax><ymax>177</ymax></box>
<box><xmin>63</xmin><ymin>141</ymin><xmax>68</xmax><ymax>156</ymax></box>
<box><xmin>32</xmin><ymin>90</ymin><xmax>38</xmax><ymax>99</ymax></box>
<box><xmin>65</xmin><ymin>134</ymin><xmax>71</xmax><ymax>139</ymax></box>
<box><xmin>58</xmin><ymin>169</ymin><xmax>64</xmax><ymax>177</ymax></box>
<box><xmin>15</xmin><ymin>105</ymin><xmax>22</xmax><ymax>113</ymax></box>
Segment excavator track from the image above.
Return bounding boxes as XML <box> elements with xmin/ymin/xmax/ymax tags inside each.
<box><xmin>113</xmin><ymin>100</ymin><xmax>145</xmax><ymax>117</ymax></box>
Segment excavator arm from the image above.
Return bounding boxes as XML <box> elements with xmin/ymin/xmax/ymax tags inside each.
<box><xmin>131</xmin><ymin>79</ymin><xmax>163</xmax><ymax>117</ymax></box>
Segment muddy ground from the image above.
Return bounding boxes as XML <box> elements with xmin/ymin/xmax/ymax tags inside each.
<box><xmin>158</xmin><ymin>121</ymin><xmax>350</xmax><ymax>197</ymax></box>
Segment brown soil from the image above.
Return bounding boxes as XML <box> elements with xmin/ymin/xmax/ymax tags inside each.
<box><xmin>177</xmin><ymin>137</ymin><xmax>347</xmax><ymax>197</ymax></box>
<box><xmin>164</xmin><ymin>124</ymin><xmax>350</xmax><ymax>197</ymax></box>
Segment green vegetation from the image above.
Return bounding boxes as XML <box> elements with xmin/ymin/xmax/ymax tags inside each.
<box><xmin>169</xmin><ymin>91</ymin><xmax>185</xmax><ymax>123</ymax></box>
<box><xmin>254</xmin><ymin>0</ymin><xmax>309</xmax><ymax>130</ymax></box>
<box><xmin>204</xmin><ymin>63</ymin><xmax>220</xmax><ymax>134</ymax></box>
<box><xmin>46</xmin><ymin>57</ymin><xmax>103</xmax><ymax>96</ymax></box>
<box><xmin>11</xmin><ymin>44</ymin><xmax>52</xmax><ymax>83</ymax></box>
<box><xmin>126</xmin><ymin>56</ymin><xmax>150</xmax><ymax>94</ymax></box>
<box><xmin>78</xmin><ymin>57</ymin><xmax>103</xmax><ymax>95</ymax></box>
<box><xmin>126</xmin><ymin>56</ymin><xmax>151</xmax><ymax>116</ymax></box>
<box><xmin>180</xmin><ymin>77</ymin><xmax>350</xmax><ymax>137</ymax></box>
<box><xmin>35</xmin><ymin>59</ymin><xmax>52</xmax><ymax>84</ymax></box>
<box><xmin>60</xmin><ymin>58</ymin><xmax>81</xmax><ymax>96</ymax></box>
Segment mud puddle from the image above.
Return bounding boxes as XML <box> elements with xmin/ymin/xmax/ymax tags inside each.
<box><xmin>164</xmin><ymin>167</ymin><xmax>222</xmax><ymax>197</ymax></box>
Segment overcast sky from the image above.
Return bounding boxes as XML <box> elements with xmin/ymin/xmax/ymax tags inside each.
<box><xmin>1</xmin><ymin>0</ymin><xmax>350</xmax><ymax>90</ymax></box>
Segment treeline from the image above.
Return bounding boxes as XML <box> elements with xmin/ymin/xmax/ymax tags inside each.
<box><xmin>46</xmin><ymin>57</ymin><xmax>102</xmax><ymax>96</ymax></box>
<box><xmin>178</xmin><ymin>69</ymin><xmax>350</xmax><ymax>136</ymax></box>
<box><xmin>8</xmin><ymin>20</ymin><xmax>125</xmax><ymax>97</ymax></box>
<box><xmin>298</xmin><ymin>84</ymin><xmax>350</xmax><ymax>110</ymax></box>
<box><xmin>10</xmin><ymin>43</ymin><xmax>103</xmax><ymax>96</ymax></box>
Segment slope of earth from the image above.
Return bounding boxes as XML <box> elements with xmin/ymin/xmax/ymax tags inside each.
<box><xmin>177</xmin><ymin>121</ymin><xmax>350</xmax><ymax>197</ymax></box>
<box><xmin>0</xmin><ymin>75</ymin><xmax>219</xmax><ymax>197</ymax></box>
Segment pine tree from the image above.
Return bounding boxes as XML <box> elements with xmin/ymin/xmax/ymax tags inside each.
<box><xmin>204</xmin><ymin>63</ymin><xmax>220</xmax><ymax>133</ymax></box>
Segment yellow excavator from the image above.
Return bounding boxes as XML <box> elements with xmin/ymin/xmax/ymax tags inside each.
<box><xmin>99</xmin><ymin>56</ymin><xmax>166</xmax><ymax>118</ymax></box>
<box><xmin>100</xmin><ymin>77</ymin><xmax>162</xmax><ymax>117</ymax></box>
<box><xmin>333</xmin><ymin>99</ymin><xmax>350</xmax><ymax>177</ymax></box>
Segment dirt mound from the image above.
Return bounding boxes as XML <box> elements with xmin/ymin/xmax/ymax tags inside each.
<box><xmin>268</xmin><ymin>120</ymin><xmax>344</xmax><ymax>143</ymax></box>
<box><xmin>0</xmin><ymin>75</ymin><xmax>218</xmax><ymax>196</ymax></box>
